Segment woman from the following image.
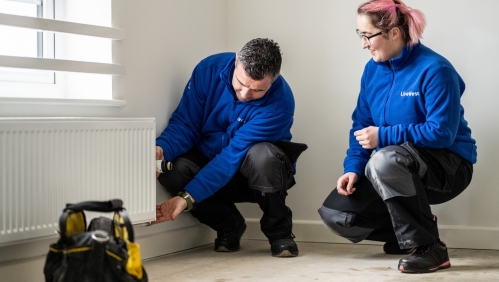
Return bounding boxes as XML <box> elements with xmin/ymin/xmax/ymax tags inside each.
<box><xmin>318</xmin><ymin>0</ymin><xmax>476</xmax><ymax>274</ymax></box>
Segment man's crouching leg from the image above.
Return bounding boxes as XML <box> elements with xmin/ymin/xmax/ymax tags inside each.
<box><xmin>240</xmin><ymin>142</ymin><xmax>299</xmax><ymax>257</ymax></box>
<box><xmin>157</xmin><ymin>150</ymin><xmax>247</xmax><ymax>252</ymax></box>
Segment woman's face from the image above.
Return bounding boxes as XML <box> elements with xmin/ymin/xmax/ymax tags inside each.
<box><xmin>356</xmin><ymin>14</ymin><xmax>401</xmax><ymax>62</ymax></box>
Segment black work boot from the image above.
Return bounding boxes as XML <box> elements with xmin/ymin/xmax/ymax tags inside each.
<box><xmin>398</xmin><ymin>241</ymin><xmax>451</xmax><ymax>273</ymax></box>
<box><xmin>214</xmin><ymin>221</ymin><xmax>247</xmax><ymax>252</ymax></box>
<box><xmin>270</xmin><ymin>235</ymin><xmax>299</xmax><ymax>257</ymax></box>
<box><xmin>385</xmin><ymin>214</ymin><xmax>437</xmax><ymax>255</ymax></box>
<box><xmin>383</xmin><ymin>240</ymin><xmax>416</xmax><ymax>255</ymax></box>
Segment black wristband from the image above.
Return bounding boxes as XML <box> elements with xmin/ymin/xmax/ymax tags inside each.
<box><xmin>177</xmin><ymin>191</ymin><xmax>194</xmax><ymax>211</ymax></box>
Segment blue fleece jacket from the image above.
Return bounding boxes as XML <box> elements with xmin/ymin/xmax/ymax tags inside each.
<box><xmin>344</xmin><ymin>43</ymin><xmax>477</xmax><ymax>176</ymax></box>
<box><xmin>156</xmin><ymin>53</ymin><xmax>294</xmax><ymax>202</ymax></box>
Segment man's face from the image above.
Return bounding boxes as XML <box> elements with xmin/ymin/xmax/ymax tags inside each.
<box><xmin>232</xmin><ymin>63</ymin><xmax>273</xmax><ymax>102</ymax></box>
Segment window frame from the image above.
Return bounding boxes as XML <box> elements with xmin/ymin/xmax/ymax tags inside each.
<box><xmin>0</xmin><ymin>0</ymin><xmax>55</xmax><ymax>85</ymax></box>
<box><xmin>0</xmin><ymin>0</ymin><xmax>126</xmax><ymax>106</ymax></box>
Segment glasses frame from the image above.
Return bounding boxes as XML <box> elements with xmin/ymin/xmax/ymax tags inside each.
<box><xmin>356</xmin><ymin>30</ymin><xmax>384</xmax><ymax>45</ymax></box>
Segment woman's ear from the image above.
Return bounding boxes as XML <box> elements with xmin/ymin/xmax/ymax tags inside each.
<box><xmin>390</xmin><ymin>27</ymin><xmax>402</xmax><ymax>41</ymax></box>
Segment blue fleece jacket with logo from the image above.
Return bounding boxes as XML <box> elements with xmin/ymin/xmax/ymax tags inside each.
<box><xmin>156</xmin><ymin>52</ymin><xmax>294</xmax><ymax>202</ymax></box>
<box><xmin>345</xmin><ymin>43</ymin><xmax>477</xmax><ymax>176</ymax></box>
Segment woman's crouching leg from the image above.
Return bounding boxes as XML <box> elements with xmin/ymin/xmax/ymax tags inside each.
<box><xmin>318</xmin><ymin>175</ymin><xmax>393</xmax><ymax>243</ymax></box>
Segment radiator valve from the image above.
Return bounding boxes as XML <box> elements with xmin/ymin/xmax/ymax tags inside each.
<box><xmin>156</xmin><ymin>160</ymin><xmax>173</xmax><ymax>173</ymax></box>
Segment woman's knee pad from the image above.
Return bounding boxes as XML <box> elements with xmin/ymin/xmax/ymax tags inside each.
<box><xmin>318</xmin><ymin>205</ymin><xmax>373</xmax><ymax>243</ymax></box>
<box><xmin>365</xmin><ymin>144</ymin><xmax>425</xmax><ymax>200</ymax></box>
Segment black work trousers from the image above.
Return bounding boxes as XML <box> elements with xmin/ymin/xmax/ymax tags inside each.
<box><xmin>158</xmin><ymin>142</ymin><xmax>296</xmax><ymax>242</ymax></box>
<box><xmin>319</xmin><ymin>142</ymin><xmax>473</xmax><ymax>249</ymax></box>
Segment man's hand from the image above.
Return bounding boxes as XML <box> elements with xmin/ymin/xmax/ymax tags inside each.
<box><xmin>150</xmin><ymin>197</ymin><xmax>187</xmax><ymax>225</ymax></box>
<box><xmin>156</xmin><ymin>146</ymin><xmax>165</xmax><ymax>178</ymax></box>
<box><xmin>336</xmin><ymin>172</ymin><xmax>358</xmax><ymax>196</ymax></box>
<box><xmin>354</xmin><ymin>126</ymin><xmax>379</xmax><ymax>149</ymax></box>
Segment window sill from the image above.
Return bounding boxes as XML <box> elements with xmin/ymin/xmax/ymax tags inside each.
<box><xmin>0</xmin><ymin>97</ymin><xmax>127</xmax><ymax>107</ymax></box>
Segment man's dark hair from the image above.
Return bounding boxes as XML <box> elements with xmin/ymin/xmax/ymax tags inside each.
<box><xmin>237</xmin><ymin>38</ymin><xmax>282</xmax><ymax>81</ymax></box>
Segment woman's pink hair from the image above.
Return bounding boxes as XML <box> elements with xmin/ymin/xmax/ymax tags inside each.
<box><xmin>358</xmin><ymin>0</ymin><xmax>426</xmax><ymax>47</ymax></box>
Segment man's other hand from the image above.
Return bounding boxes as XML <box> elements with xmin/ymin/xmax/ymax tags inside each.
<box><xmin>150</xmin><ymin>196</ymin><xmax>188</xmax><ymax>225</ymax></box>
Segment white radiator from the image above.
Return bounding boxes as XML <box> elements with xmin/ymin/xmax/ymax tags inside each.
<box><xmin>0</xmin><ymin>117</ymin><xmax>156</xmax><ymax>246</ymax></box>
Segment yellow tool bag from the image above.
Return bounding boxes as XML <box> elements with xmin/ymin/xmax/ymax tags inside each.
<box><xmin>43</xmin><ymin>199</ymin><xmax>148</xmax><ymax>282</ymax></box>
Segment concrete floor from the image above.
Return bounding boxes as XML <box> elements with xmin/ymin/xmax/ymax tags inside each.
<box><xmin>142</xmin><ymin>240</ymin><xmax>499</xmax><ymax>282</ymax></box>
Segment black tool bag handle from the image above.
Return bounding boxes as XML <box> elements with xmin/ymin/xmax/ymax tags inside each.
<box><xmin>59</xmin><ymin>199</ymin><xmax>135</xmax><ymax>243</ymax></box>
<box><xmin>65</xmin><ymin>199</ymin><xmax>124</xmax><ymax>212</ymax></box>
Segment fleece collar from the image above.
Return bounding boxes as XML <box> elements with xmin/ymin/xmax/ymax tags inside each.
<box><xmin>377</xmin><ymin>42</ymin><xmax>423</xmax><ymax>70</ymax></box>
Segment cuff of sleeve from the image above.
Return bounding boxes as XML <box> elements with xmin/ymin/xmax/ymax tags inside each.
<box><xmin>377</xmin><ymin>126</ymin><xmax>388</xmax><ymax>148</ymax></box>
<box><xmin>184</xmin><ymin>181</ymin><xmax>207</xmax><ymax>203</ymax></box>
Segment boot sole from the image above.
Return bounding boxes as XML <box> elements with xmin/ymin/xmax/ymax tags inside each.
<box><xmin>398</xmin><ymin>260</ymin><xmax>451</xmax><ymax>273</ymax></box>
<box><xmin>215</xmin><ymin>245</ymin><xmax>240</xmax><ymax>252</ymax></box>
<box><xmin>272</xmin><ymin>250</ymin><xmax>299</xmax><ymax>257</ymax></box>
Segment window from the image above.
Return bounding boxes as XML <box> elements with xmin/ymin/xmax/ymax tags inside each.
<box><xmin>0</xmin><ymin>0</ymin><xmax>125</xmax><ymax>106</ymax></box>
<box><xmin>0</xmin><ymin>0</ymin><xmax>55</xmax><ymax>85</ymax></box>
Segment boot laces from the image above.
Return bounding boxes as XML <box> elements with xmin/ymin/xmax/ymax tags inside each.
<box><xmin>414</xmin><ymin>242</ymin><xmax>436</xmax><ymax>254</ymax></box>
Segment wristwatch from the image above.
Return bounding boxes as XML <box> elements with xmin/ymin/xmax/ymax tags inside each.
<box><xmin>177</xmin><ymin>191</ymin><xmax>194</xmax><ymax>211</ymax></box>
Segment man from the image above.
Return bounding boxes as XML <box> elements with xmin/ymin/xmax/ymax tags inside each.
<box><xmin>152</xmin><ymin>38</ymin><xmax>307</xmax><ymax>257</ymax></box>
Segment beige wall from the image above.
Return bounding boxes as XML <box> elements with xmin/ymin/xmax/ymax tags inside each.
<box><xmin>1</xmin><ymin>0</ymin><xmax>499</xmax><ymax>280</ymax></box>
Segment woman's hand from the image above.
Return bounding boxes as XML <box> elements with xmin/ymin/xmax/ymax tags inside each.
<box><xmin>336</xmin><ymin>172</ymin><xmax>358</xmax><ymax>196</ymax></box>
<box><xmin>354</xmin><ymin>126</ymin><xmax>379</xmax><ymax>149</ymax></box>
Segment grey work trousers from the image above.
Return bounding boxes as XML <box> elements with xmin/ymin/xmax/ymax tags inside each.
<box><xmin>319</xmin><ymin>142</ymin><xmax>473</xmax><ymax>249</ymax></box>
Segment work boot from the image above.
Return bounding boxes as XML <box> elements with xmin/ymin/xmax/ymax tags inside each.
<box><xmin>383</xmin><ymin>240</ymin><xmax>416</xmax><ymax>255</ymax></box>
<box><xmin>270</xmin><ymin>235</ymin><xmax>299</xmax><ymax>257</ymax></box>
<box><xmin>398</xmin><ymin>241</ymin><xmax>451</xmax><ymax>273</ymax></box>
<box><xmin>214</xmin><ymin>221</ymin><xmax>247</xmax><ymax>252</ymax></box>
<box><xmin>385</xmin><ymin>214</ymin><xmax>437</xmax><ymax>255</ymax></box>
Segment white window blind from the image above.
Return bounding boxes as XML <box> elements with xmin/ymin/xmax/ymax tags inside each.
<box><xmin>0</xmin><ymin>0</ymin><xmax>126</xmax><ymax>106</ymax></box>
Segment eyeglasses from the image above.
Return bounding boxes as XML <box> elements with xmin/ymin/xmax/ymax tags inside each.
<box><xmin>356</xmin><ymin>30</ymin><xmax>384</xmax><ymax>45</ymax></box>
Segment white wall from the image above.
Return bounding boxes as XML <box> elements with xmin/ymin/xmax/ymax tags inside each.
<box><xmin>1</xmin><ymin>0</ymin><xmax>498</xmax><ymax>280</ymax></box>
<box><xmin>229</xmin><ymin>0</ymin><xmax>499</xmax><ymax>250</ymax></box>
<box><xmin>0</xmin><ymin>0</ymin><xmax>228</xmax><ymax>281</ymax></box>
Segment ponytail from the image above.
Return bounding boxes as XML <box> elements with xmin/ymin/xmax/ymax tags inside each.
<box><xmin>358</xmin><ymin>0</ymin><xmax>426</xmax><ymax>47</ymax></box>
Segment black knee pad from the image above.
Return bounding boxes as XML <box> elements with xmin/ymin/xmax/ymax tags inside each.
<box><xmin>318</xmin><ymin>205</ymin><xmax>373</xmax><ymax>243</ymax></box>
<box><xmin>246</xmin><ymin>142</ymin><xmax>287</xmax><ymax>168</ymax></box>
<box><xmin>241</xmin><ymin>142</ymin><xmax>295</xmax><ymax>193</ymax></box>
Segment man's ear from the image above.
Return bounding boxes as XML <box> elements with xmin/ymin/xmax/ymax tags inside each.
<box><xmin>235</xmin><ymin>53</ymin><xmax>238</xmax><ymax>66</ymax></box>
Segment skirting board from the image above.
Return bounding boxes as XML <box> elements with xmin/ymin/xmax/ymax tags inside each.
<box><xmin>0</xmin><ymin>224</ymin><xmax>215</xmax><ymax>281</ymax></box>
<box><xmin>0</xmin><ymin>223</ymin><xmax>215</xmax><ymax>264</ymax></box>
<box><xmin>241</xmin><ymin>218</ymin><xmax>499</xmax><ymax>250</ymax></box>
